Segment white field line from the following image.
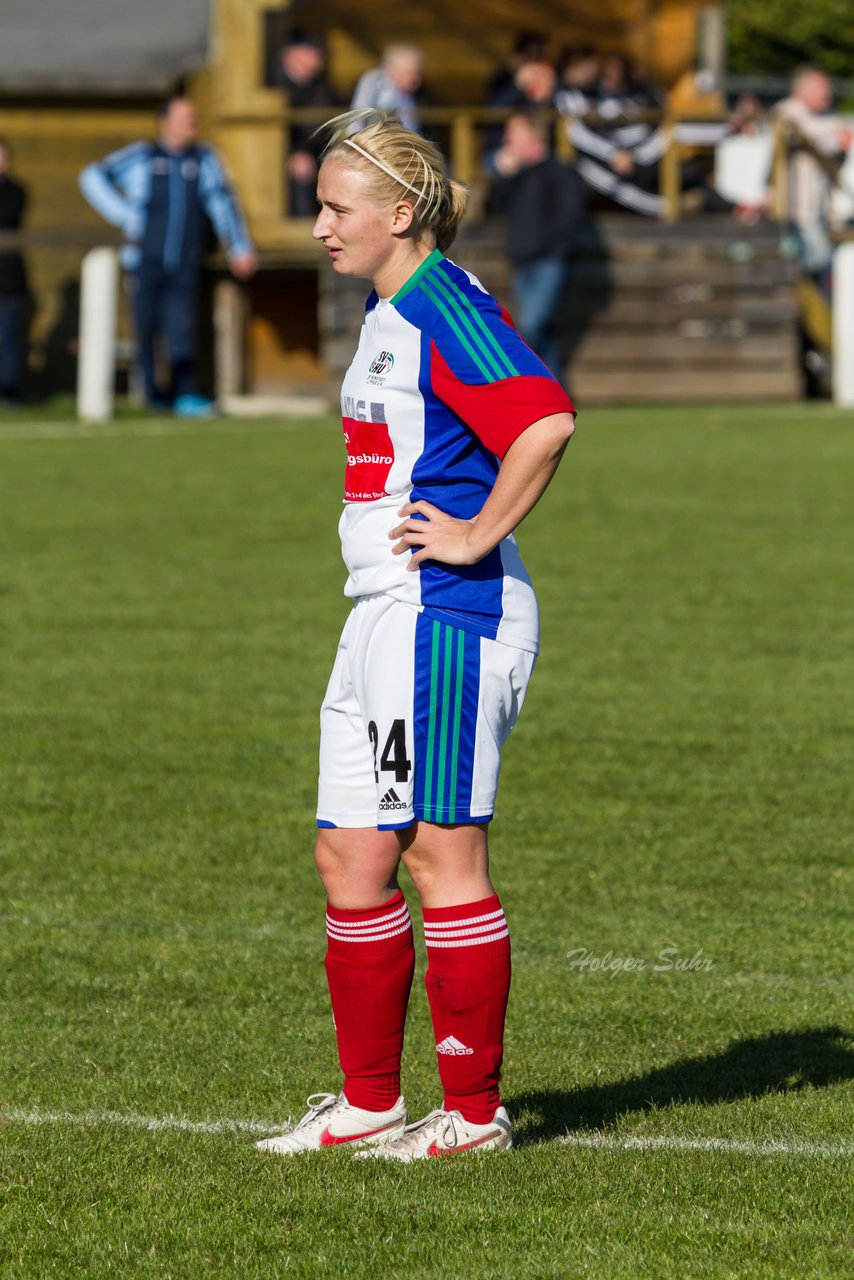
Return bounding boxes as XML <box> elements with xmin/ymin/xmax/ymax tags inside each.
<box><xmin>556</xmin><ymin>1132</ymin><xmax>854</xmax><ymax>1158</ymax></box>
<box><xmin>1</xmin><ymin>1108</ymin><xmax>852</xmax><ymax>1157</ymax></box>
<box><xmin>0</xmin><ymin>1108</ymin><xmax>281</xmax><ymax>1136</ymax></box>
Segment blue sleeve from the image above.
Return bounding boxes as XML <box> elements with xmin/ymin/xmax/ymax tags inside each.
<box><xmin>78</xmin><ymin>142</ymin><xmax>147</xmax><ymax>232</ymax></box>
<box><xmin>198</xmin><ymin>149</ymin><xmax>253</xmax><ymax>257</ymax></box>
<box><xmin>411</xmin><ymin>258</ymin><xmax>575</xmax><ymax>458</ymax></box>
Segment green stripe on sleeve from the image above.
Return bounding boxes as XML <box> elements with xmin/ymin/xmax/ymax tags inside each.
<box><xmin>426</xmin><ymin>271</ymin><xmax>510</xmax><ymax>382</ymax></box>
<box><xmin>418</xmin><ymin>280</ymin><xmax>497</xmax><ymax>383</ymax></box>
<box><xmin>448</xmin><ymin>628</ymin><xmax>466</xmax><ymax>824</ymax></box>
<box><xmin>423</xmin><ymin>620</ymin><xmax>441</xmax><ymax>822</ymax></box>
<box><xmin>433</xmin><ymin>268</ymin><xmax>520</xmax><ymax>378</ymax></box>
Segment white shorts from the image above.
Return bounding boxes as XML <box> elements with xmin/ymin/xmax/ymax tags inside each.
<box><xmin>317</xmin><ymin>595</ymin><xmax>536</xmax><ymax>831</ymax></box>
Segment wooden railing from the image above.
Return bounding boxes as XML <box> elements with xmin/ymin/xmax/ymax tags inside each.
<box><xmin>213</xmin><ymin>103</ymin><xmax>732</xmax><ymax>233</ymax></box>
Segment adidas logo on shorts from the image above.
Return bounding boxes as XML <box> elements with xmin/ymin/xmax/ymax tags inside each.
<box><xmin>378</xmin><ymin>787</ymin><xmax>408</xmax><ymax>812</ymax></box>
<box><xmin>436</xmin><ymin>1035</ymin><xmax>474</xmax><ymax>1056</ymax></box>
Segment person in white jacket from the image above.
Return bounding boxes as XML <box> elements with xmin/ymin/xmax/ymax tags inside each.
<box><xmin>774</xmin><ymin>68</ymin><xmax>853</xmax><ymax>277</ymax></box>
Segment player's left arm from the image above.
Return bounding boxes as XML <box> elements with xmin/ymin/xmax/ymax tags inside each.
<box><xmin>390</xmin><ymin>411</ymin><xmax>576</xmax><ymax>568</ymax></box>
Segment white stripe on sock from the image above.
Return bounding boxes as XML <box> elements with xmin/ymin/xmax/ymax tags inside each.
<box><xmin>326</xmin><ymin>902</ymin><xmax>410</xmax><ymax>930</ymax></box>
<box><xmin>423</xmin><ymin>908</ymin><xmax>505</xmax><ymax>930</ymax></box>
<box><xmin>425</xmin><ymin>922</ymin><xmax>507</xmax><ymax>942</ymax></box>
<box><xmin>326</xmin><ymin>919</ymin><xmax>412</xmax><ymax>944</ymax></box>
<box><xmin>424</xmin><ymin>926</ymin><xmax>510</xmax><ymax>948</ymax></box>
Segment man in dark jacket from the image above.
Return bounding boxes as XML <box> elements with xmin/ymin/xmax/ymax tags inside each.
<box><xmin>0</xmin><ymin>139</ymin><xmax>29</xmax><ymax>406</ymax></box>
<box><xmin>491</xmin><ymin>111</ymin><xmax>585</xmax><ymax>380</ymax></box>
<box><xmin>275</xmin><ymin>31</ymin><xmax>339</xmax><ymax>217</ymax></box>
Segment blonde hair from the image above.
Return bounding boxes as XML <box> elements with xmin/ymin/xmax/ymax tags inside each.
<box><xmin>318</xmin><ymin>110</ymin><xmax>469</xmax><ymax>253</ymax></box>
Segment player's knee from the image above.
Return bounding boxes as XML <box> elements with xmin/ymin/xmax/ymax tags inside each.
<box><xmin>314</xmin><ymin>830</ymin><xmax>358</xmax><ymax>886</ymax></box>
<box><xmin>400</xmin><ymin>841</ymin><xmax>445</xmax><ymax>894</ymax></box>
<box><xmin>314</xmin><ymin>828</ymin><xmax>402</xmax><ymax>903</ymax></box>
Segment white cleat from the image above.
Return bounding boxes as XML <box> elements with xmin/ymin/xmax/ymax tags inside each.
<box><xmin>356</xmin><ymin>1105</ymin><xmax>513</xmax><ymax>1162</ymax></box>
<box><xmin>255</xmin><ymin>1092</ymin><xmax>407</xmax><ymax>1155</ymax></box>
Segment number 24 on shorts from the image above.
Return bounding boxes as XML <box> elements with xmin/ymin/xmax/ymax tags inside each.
<box><xmin>368</xmin><ymin>719</ymin><xmax>412</xmax><ymax>783</ymax></box>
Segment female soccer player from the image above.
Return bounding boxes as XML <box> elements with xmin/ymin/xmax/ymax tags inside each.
<box><xmin>257</xmin><ymin>111</ymin><xmax>575</xmax><ymax>1161</ymax></box>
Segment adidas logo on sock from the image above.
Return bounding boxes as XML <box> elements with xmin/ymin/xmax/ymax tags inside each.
<box><xmin>436</xmin><ymin>1035</ymin><xmax>474</xmax><ymax>1056</ymax></box>
<box><xmin>379</xmin><ymin>787</ymin><xmax>408</xmax><ymax>812</ymax></box>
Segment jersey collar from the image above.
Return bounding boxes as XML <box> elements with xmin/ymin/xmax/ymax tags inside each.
<box><xmin>389</xmin><ymin>248</ymin><xmax>444</xmax><ymax>306</ymax></box>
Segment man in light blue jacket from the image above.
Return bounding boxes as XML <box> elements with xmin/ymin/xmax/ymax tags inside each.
<box><xmin>80</xmin><ymin>96</ymin><xmax>257</xmax><ymax>416</ymax></box>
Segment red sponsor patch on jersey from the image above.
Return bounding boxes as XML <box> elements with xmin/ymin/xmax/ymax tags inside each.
<box><xmin>342</xmin><ymin>417</ymin><xmax>395</xmax><ymax>502</ymax></box>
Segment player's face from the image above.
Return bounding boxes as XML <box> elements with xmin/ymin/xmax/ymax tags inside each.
<box><xmin>313</xmin><ymin>158</ymin><xmax>412</xmax><ymax>283</ymax></box>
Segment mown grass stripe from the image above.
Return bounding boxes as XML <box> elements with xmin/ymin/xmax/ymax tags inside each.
<box><xmin>435</xmin><ymin>625</ymin><xmax>453</xmax><ymax>820</ymax></box>
<box><xmin>448</xmin><ymin>629</ymin><xmax>466</xmax><ymax>823</ymax></box>
<box><xmin>422</xmin><ymin>620</ymin><xmax>441</xmax><ymax>821</ymax></box>
<box><xmin>425</xmin><ymin>270</ymin><xmax>510</xmax><ymax>382</ymax></box>
<box><xmin>433</xmin><ymin>267</ymin><xmax>520</xmax><ymax>378</ymax></box>
<box><xmin>418</xmin><ymin>280</ymin><xmax>496</xmax><ymax>383</ymax></box>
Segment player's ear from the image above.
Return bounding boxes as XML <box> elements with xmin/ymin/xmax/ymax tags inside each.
<box><xmin>391</xmin><ymin>200</ymin><xmax>415</xmax><ymax>234</ymax></box>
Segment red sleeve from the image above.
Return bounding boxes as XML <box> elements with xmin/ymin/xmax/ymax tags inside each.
<box><xmin>430</xmin><ymin>339</ymin><xmax>575</xmax><ymax>460</ymax></box>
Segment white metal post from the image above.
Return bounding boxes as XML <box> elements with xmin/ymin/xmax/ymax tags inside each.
<box><xmin>77</xmin><ymin>247</ymin><xmax>119</xmax><ymax>422</ymax></box>
<box><xmin>833</xmin><ymin>241</ymin><xmax>854</xmax><ymax>407</ymax></box>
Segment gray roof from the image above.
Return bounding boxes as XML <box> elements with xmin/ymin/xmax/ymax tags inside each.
<box><xmin>0</xmin><ymin>0</ymin><xmax>210</xmax><ymax>94</ymax></box>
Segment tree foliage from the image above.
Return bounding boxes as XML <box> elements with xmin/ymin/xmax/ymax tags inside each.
<box><xmin>727</xmin><ymin>0</ymin><xmax>854</xmax><ymax>77</ymax></box>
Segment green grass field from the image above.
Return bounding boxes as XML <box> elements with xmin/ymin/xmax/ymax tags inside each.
<box><xmin>1</xmin><ymin>403</ymin><xmax>852</xmax><ymax>1279</ymax></box>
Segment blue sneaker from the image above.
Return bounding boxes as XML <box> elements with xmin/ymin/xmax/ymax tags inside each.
<box><xmin>173</xmin><ymin>394</ymin><xmax>218</xmax><ymax>419</ymax></box>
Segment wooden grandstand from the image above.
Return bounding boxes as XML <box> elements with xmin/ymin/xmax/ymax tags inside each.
<box><xmin>0</xmin><ymin>0</ymin><xmax>807</xmax><ymax>403</ymax></box>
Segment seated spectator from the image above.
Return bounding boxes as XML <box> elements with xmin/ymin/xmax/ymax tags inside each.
<box><xmin>487</xmin><ymin>31</ymin><xmax>550</xmax><ymax>103</ymax></box>
<box><xmin>555</xmin><ymin>45</ymin><xmax>600</xmax><ymax>117</ymax></box>
<box><xmin>773</xmin><ymin>67</ymin><xmax>853</xmax><ymax>279</ymax></box>
<box><xmin>556</xmin><ymin>53</ymin><xmax>668</xmax><ymax>216</ymax></box>
<box><xmin>490</xmin><ymin>111</ymin><xmax>585</xmax><ymax>381</ymax></box>
<box><xmin>351</xmin><ymin>45</ymin><xmax>425</xmax><ymax>134</ymax></box>
<box><xmin>558</xmin><ymin>54</ymin><xmax>731</xmax><ymax>217</ymax></box>
<box><xmin>275</xmin><ymin>30</ymin><xmax>339</xmax><ymax>218</ymax></box>
<box><xmin>485</xmin><ymin>52</ymin><xmax>557</xmax><ymax>169</ymax></box>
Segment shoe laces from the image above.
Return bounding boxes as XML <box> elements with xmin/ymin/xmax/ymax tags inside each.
<box><xmin>394</xmin><ymin>1108</ymin><xmax>465</xmax><ymax>1154</ymax></box>
<box><xmin>292</xmin><ymin>1092</ymin><xmax>338</xmax><ymax>1135</ymax></box>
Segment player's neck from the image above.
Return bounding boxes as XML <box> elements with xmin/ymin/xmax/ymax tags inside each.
<box><xmin>373</xmin><ymin>242</ymin><xmax>437</xmax><ymax>302</ymax></box>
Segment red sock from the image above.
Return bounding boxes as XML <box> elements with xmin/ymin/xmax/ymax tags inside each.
<box><xmin>423</xmin><ymin>894</ymin><xmax>511</xmax><ymax>1125</ymax></box>
<box><xmin>325</xmin><ymin>889</ymin><xmax>415</xmax><ymax>1111</ymax></box>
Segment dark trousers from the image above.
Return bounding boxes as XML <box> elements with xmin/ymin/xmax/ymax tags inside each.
<box><xmin>0</xmin><ymin>297</ymin><xmax>25</xmax><ymax>399</ymax></box>
<box><xmin>512</xmin><ymin>257</ymin><xmax>569</xmax><ymax>381</ymax></box>
<box><xmin>130</xmin><ymin>262</ymin><xmax>200</xmax><ymax>403</ymax></box>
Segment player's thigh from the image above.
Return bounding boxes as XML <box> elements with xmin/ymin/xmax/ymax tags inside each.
<box><xmin>317</xmin><ymin>605</ymin><xmax>384</xmax><ymax>831</ymax></box>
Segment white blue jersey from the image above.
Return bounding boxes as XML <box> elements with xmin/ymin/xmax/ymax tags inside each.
<box><xmin>338</xmin><ymin>249</ymin><xmax>574</xmax><ymax>654</ymax></box>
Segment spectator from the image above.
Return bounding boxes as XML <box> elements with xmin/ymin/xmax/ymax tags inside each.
<box><xmin>773</xmin><ymin>67</ymin><xmax>853</xmax><ymax>278</ymax></box>
<box><xmin>491</xmin><ymin>111</ymin><xmax>585</xmax><ymax>380</ymax></box>
<box><xmin>79</xmin><ymin>96</ymin><xmax>257</xmax><ymax>417</ymax></box>
<box><xmin>0</xmin><ymin>138</ymin><xmax>29</xmax><ymax>407</ymax></box>
<box><xmin>485</xmin><ymin>53</ymin><xmax>558</xmax><ymax>169</ymax></box>
<box><xmin>351</xmin><ymin>45</ymin><xmax>425</xmax><ymax>134</ymax></box>
<box><xmin>275</xmin><ymin>30</ymin><xmax>339</xmax><ymax>218</ymax></box>
<box><xmin>555</xmin><ymin>45</ymin><xmax>600</xmax><ymax>117</ymax></box>
<box><xmin>487</xmin><ymin>31</ymin><xmax>550</xmax><ymax>102</ymax></box>
<box><xmin>557</xmin><ymin>53</ymin><xmax>668</xmax><ymax>216</ymax></box>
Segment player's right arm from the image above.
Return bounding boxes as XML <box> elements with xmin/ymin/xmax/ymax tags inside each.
<box><xmin>391</xmin><ymin>411</ymin><xmax>575</xmax><ymax>568</ymax></box>
<box><xmin>78</xmin><ymin>142</ymin><xmax>147</xmax><ymax>233</ymax></box>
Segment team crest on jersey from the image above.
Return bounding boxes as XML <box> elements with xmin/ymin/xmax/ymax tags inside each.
<box><xmin>367</xmin><ymin>351</ymin><xmax>394</xmax><ymax>384</ymax></box>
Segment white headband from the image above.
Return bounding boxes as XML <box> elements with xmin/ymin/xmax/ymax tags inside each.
<box><xmin>343</xmin><ymin>137</ymin><xmax>438</xmax><ymax>213</ymax></box>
